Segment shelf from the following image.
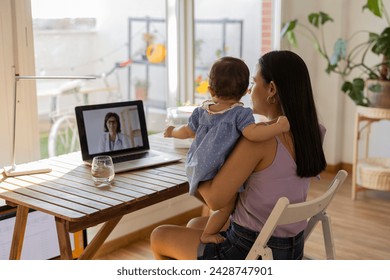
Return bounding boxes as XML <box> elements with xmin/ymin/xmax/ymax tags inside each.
<box><xmin>352</xmin><ymin>106</ymin><xmax>390</xmax><ymax>199</ymax></box>
<box><xmin>357</xmin><ymin>106</ymin><xmax>390</xmax><ymax>120</ymax></box>
<box><xmin>357</xmin><ymin>158</ymin><xmax>390</xmax><ymax>191</ymax></box>
<box><xmin>131</xmin><ymin>59</ymin><xmax>166</xmax><ymax>67</ymax></box>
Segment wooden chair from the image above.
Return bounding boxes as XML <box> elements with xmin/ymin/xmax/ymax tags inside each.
<box><xmin>246</xmin><ymin>170</ymin><xmax>348</xmax><ymax>260</ymax></box>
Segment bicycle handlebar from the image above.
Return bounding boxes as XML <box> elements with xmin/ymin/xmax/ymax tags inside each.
<box><xmin>118</xmin><ymin>59</ymin><xmax>132</xmax><ymax>68</ymax></box>
<box><xmin>104</xmin><ymin>59</ymin><xmax>132</xmax><ymax>77</ymax></box>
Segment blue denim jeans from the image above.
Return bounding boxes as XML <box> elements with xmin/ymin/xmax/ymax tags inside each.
<box><xmin>197</xmin><ymin>222</ymin><xmax>304</xmax><ymax>260</ymax></box>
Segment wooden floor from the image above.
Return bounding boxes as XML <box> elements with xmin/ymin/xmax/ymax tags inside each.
<box><xmin>97</xmin><ymin>171</ymin><xmax>390</xmax><ymax>260</ymax></box>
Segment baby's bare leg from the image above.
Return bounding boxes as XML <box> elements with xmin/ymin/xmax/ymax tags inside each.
<box><xmin>200</xmin><ymin>195</ymin><xmax>236</xmax><ymax>244</ymax></box>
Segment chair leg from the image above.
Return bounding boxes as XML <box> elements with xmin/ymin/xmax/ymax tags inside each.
<box><xmin>262</xmin><ymin>247</ymin><xmax>274</xmax><ymax>260</ymax></box>
<box><xmin>246</xmin><ymin>246</ymin><xmax>274</xmax><ymax>260</ymax></box>
<box><xmin>321</xmin><ymin>214</ymin><xmax>335</xmax><ymax>260</ymax></box>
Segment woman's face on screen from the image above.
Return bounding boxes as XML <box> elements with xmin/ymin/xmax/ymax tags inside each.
<box><xmin>106</xmin><ymin>116</ymin><xmax>118</xmax><ymax>134</ymax></box>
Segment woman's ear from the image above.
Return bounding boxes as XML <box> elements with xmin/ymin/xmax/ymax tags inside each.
<box><xmin>268</xmin><ymin>81</ymin><xmax>278</xmax><ymax>98</ymax></box>
<box><xmin>269</xmin><ymin>81</ymin><xmax>276</xmax><ymax>93</ymax></box>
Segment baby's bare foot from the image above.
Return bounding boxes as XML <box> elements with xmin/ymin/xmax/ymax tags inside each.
<box><xmin>201</xmin><ymin>233</ymin><xmax>225</xmax><ymax>244</ymax></box>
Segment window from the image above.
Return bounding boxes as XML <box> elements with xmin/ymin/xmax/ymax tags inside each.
<box><xmin>31</xmin><ymin>0</ymin><xmax>168</xmax><ymax>158</ymax></box>
<box><xmin>1</xmin><ymin>0</ymin><xmax>280</xmax><ymax>163</ymax></box>
<box><xmin>193</xmin><ymin>0</ymin><xmax>279</xmax><ymax>106</ymax></box>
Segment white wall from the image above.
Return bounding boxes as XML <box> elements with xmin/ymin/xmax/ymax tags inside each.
<box><xmin>282</xmin><ymin>0</ymin><xmax>390</xmax><ymax>165</ymax></box>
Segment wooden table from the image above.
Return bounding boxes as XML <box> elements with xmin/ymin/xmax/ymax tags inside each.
<box><xmin>0</xmin><ymin>135</ymin><xmax>189</xmax><ymax>259</ymax></box>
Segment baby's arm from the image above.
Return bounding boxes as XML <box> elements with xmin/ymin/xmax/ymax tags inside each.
<box><xmin>164</xmin><ymin>124</ymin><xmax>196</xmax><ymax>139</ymax></box>
<box><xmin>242</xmin><ymin>116</ymin><xmax>290</xmax><ymax>142</ymax></box>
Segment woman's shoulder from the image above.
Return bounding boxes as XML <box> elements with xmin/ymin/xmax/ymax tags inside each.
<box><xmin>237</xmin><ymin>133</ymin><xmax>277</xmax><ymax>153</ymax></box>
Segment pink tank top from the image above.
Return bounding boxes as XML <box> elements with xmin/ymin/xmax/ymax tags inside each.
<box><xmin>231</xmin><ymin>136</ymin><xmax>310</xmax><ymax>237</ymax></box>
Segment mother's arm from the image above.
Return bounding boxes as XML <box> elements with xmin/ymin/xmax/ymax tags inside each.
<box><xmin>198</xmin><ymin>137</ymin><xmax>263</xmax><ymax>210</ymax></box>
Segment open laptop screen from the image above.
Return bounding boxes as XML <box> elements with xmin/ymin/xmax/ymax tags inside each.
<box><xmin>75</xmin><ymin>100</ymin><xmax>150</xmax><ymax>162</ymax></box>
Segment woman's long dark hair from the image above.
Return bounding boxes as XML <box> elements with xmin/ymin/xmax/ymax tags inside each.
<box><xmin>259</xmin><ymin>50</ymin><xmax>326</xmax><ymax>177</ymax></box>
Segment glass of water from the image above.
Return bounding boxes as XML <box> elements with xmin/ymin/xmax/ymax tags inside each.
<box><xmin>91</xmin><ymin>155</ymin><xmax>115</xmax><ymax>185</ymax></box>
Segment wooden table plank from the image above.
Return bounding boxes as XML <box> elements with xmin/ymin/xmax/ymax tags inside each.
<box><xmin>143</xmin><ymin>168</ymin><xmax>188</xmax><ymax>181</ymax></box>
<box><xmin>16</xmin><ymin>175</ymin><xmax>119</xmax><ymax>207</ymax></box>
<box><xmin>29</xmin><ymin>174</ymin><xmax>126</xmax><ymax>205</ymax></box>
<box><xmin>109</xmin><ymin>180</ymin><xmax>157</xmax><ymax>195</ymax></box>
<box><xmin>116</xmin><ymin>173</ymin><xmax>174</xmax><ymax>188</ymax></box>
<box><xmin>0</xmin><ymin>181</ymin><xmax>98</xmax><ymax>214</ymax></box>
<box><xmin>132</xmin><ymin>170</ymin><xmax>184</xmax><ymax>184</ymax></box>
<box><xmin>35</xmin><ymin>172</ymin><xmax>139</xmax><ymax>202</ymax></box>
<box><xmin>0</xmin><ymin>187</ymin><xmax>85</xmax><ymax>219</ymax></box>
<box><xmin>4</xmin><ymin>177</ymin><xmax>111</xmax><ymax>210</ymax></box>
<box><xmin>113</xmin><ymin>175</ymin><xmax>167</xmax><ymax>192</ymax></box>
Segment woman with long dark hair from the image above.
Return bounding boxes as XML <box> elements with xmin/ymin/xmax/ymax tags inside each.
<box><xmin>151</xmin><ymin>50</ymin><xmax>326</xmax><ymax>260</ymax></box>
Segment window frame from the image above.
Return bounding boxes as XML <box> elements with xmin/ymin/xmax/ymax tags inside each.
<box><xmin>0</xmin><ymin>0</ymin><xmax>40</xmax><ymax>166</ymax></box>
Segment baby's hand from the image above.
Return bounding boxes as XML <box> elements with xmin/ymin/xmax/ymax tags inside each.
<box><xmin>164</xmin><ymin>126</ymin><xmax>175</xmax><ymax>137</ymax></box>
<box><xmin>276</xmin><ymin>116</ymin><xmax>290</xmax><ymax>132</ymax></box>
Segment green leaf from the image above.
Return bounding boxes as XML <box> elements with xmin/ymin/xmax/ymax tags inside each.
<box><xmin>363</xmin><ymin>0</ymin><xmax>383</xmax><ymax>18</ymax></box>
<box><xmin>330</xmin><ymin>38</ymin><xmax>347</xmax><ymax>65</ymax></box>
<box><xmin>308</xmin><ymin>12</ymin><xmax>333</xmax><ymax>28</ymax></box>
<box><xmin>281</xmin><ymin>20</ymin><xmax>299</xmax><ymax>47</ymax></box>
<box><xmin>368</xmin><ymin>32</ymin><xmax>380</xmax><ymax>43</ymax></box>
<box><xmin>281</xmin><ymin>20</ymin><xmax>297</xmax><ymax>37</ymax></box>
<box><xmin>341</xmin><ymin>79</ymin><xmax>368</xmax><ymax>106</ymax></box>
<box><xmin>325</xmin><ymin>63</ymin><xmax>337</xmax><ymax>74</ymax></box>
<box><xmin>319</xmin><ymin>11</ymin><xmax>334</xmax><ymax>25</ymax></box>
<box><xmin>371</xmin><ymin>27</ymin><xmax>390</xmax><ymax>57</ymax></box>
<box><xmin>287</xmin><ymin>30</ymin><xmax>298</xmax><ymax>48</ymax></box>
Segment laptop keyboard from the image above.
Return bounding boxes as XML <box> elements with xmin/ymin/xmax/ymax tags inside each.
<box><xmin>112</xmin><ymin>151</ymin><xmax>156</xmax><ymax>163</ymax></box>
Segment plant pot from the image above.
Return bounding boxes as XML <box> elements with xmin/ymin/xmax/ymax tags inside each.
<box><xmin>365</xmin><ymin>80</ymin><xmax>390</xmax><ymax>109</ymax></box>
<box><xmin>135</xmin><ymin>86</ymin><xmax>148</xmax><ymax>101</ymax></box>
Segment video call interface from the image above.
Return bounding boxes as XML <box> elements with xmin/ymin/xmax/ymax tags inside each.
<box><xmin>81</xmin><ymin>105</ymin><xmax>144</xmax><ymax>155</ymax></box>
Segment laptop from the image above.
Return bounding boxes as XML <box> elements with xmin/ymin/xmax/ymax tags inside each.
<box><xmin>75</xmin><ymin>100</ymin><xmax>181</xmax><ymax>173</ymax></box>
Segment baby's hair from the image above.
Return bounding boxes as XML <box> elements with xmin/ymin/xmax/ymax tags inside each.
<box><xmin>208</xmin><ymin>56</ymin><xmax>250</xmax><ymax>100</ymax></box>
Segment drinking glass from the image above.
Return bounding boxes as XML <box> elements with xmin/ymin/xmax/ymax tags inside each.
<box><xmin>91</xmin><ymin>155</ymin><xmax>115</xmax><ymax>185</ymax></box>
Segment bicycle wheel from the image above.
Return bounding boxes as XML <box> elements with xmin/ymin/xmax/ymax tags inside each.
<box><xmin>48</xmin><ymin>115</ymin><xmax>80</xmax><ymax>157</ymax></box>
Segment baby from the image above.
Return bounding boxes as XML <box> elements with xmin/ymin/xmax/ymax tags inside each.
<box><xmin>164</xmin><ymin>56</ymin><xmax>289</xmax><ymax>243</ymax></box>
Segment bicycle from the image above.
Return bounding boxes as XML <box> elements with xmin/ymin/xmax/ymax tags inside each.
<box><xmin>47</xmin><ymin>60</ymin><xmax>132</xmax><ymax>157</ymax></box>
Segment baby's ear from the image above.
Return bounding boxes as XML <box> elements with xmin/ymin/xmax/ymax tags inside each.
<box><xmin>208</xmin><ymin>86</ymin><xmax>215</xmax><ymax>96</ymax></box>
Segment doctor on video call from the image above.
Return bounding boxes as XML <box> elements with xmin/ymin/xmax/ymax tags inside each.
<box><xmin>98</xmin><ymin>112</ymin><xmax>132</xmax><ymax>152</ymax></box>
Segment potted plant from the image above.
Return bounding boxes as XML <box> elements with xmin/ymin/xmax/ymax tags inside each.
<box><xmin>134</xmin><ymin>79</ymin><xmax>149</xmax><ymax>101</ymax></box>
<box><xmin>281</xmin><ymin>0</ymin><xmax>390</xmax><ymax>108</ymax></box>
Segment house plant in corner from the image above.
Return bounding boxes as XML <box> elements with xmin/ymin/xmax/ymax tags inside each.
<box><xmin>281</xmin><ymin>0</ymin><xmax>390</xmax><ymax>108</ymax></box>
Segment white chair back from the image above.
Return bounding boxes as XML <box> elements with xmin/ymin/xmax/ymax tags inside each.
<box><xmin>246</xmin><ymin>170</ymin><xmax>348</xmax><ymax>260</ymax></box>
